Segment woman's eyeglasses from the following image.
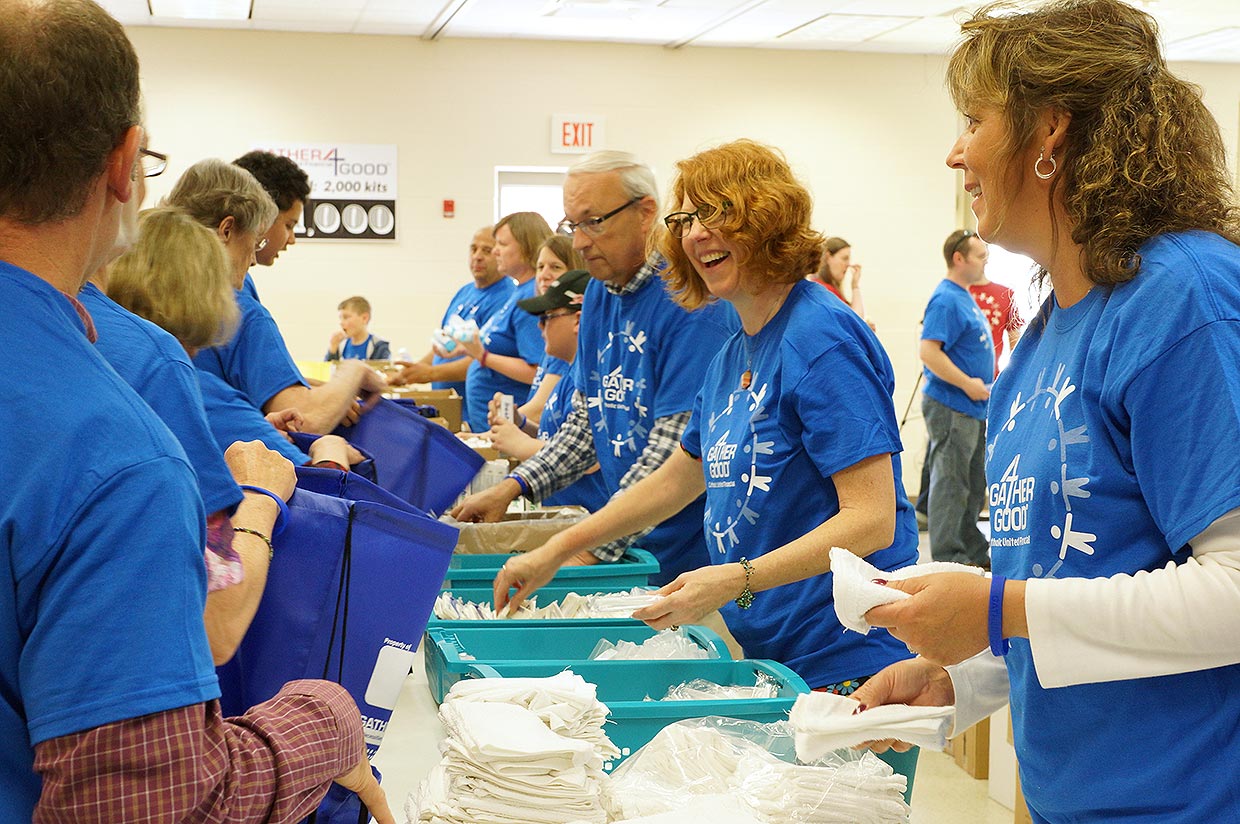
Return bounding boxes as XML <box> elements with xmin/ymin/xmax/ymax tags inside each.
<box><xmin>663</xmin><ymin>201</ymin><xmax>731</xmax><ymax>239</ymax></box>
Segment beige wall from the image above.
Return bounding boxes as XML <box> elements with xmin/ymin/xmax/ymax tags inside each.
<box><xmin>127</xmin><ymin>26</ymin><xmax>1238</xmax><ymax>492</ymax></box>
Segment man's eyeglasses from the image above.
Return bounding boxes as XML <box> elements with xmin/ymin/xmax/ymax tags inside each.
<box><xmin>948</xmin><ymin>229</ymin><xmax>977</xmax><ymax>261</ymax></box>
<box><xmin>138</xmin><ymin>148</ymin><xmax>168</xmax><ymax>178</ymax></box>
<box><xmin>662</xmin><ymin>201</ymin><xmax>731</xmax><ymax>239</ymax></box>
<box><xmin>538</xmin><ymin>309</ymin><xmax>576</xmax><ymax>328</ymax></box>
<box><xmin>557</xmin><ymin>196</ymin><xmax>641</xmax><ymax>237</ymax></box>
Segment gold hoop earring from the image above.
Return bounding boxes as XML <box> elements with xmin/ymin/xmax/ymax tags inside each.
<box><xmin>1035</xmin><ymin>149</ymin><xmax>1057</xmax><ymax>180</ymax></box>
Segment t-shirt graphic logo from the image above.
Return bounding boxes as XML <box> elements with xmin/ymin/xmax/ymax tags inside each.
<box><xmin>706</xmin><ymin>429</ymin><xmax>737</xmax><ymax>481</ymax></box>
<box><xmin>601</xmin><ymin>365</ymin><xmax>635</xmax><ymax>403</ymax></box>
<box><xmin>990</xmin><ymin>361</ymin><xmax>1095</xmax><ymax>578</ymax></box>
<box><xmin>703</xmin><ymin>382</ymin><xmax>775</xmax><ymax>555</ymax></box>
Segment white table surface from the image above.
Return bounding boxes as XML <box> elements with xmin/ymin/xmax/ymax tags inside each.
<box><xmin>370</xmin><ymin>652</ymin><xmax>445</xmax><ymax>819</ymax></box>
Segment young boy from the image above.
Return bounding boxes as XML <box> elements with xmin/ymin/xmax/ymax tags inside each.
<box><xmin>326</xmin><ymin>296</ymin><xmax>390</xmax><ymax>361</ymax></box>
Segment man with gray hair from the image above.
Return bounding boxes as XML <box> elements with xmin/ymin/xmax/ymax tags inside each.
<box><xmin>455</xmin><ymin>151</ymin><xmax>737</xmax><ymax>599</ymax></box>
<box><xmin>0</xmin><ymin>1</ymin><xmax>391</xmax><ymax>821</ymax></box>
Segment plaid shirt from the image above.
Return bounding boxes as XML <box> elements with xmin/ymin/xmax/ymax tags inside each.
<box><xmin>33</xmin><ymin>680</ymin><xmax>364</xmax><ymax>823</ymax></box>
<box><xmin>513</xmin><ymin>258</ymin><xmax>693</xmax><ymax>561</ymax></box>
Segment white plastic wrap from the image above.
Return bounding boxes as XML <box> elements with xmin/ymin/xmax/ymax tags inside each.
<box><xmin>654</xmin><ymin>671</ymin><xmax>779</xmax><ymax>701</ymax></box>
<box><xmin>432</xmin><ymin>587</ymin><xmax>661</xmax><ymax>621</ymax></box>
<box><xmin>603</xmin><ymin>717</ymin><xmax>909</xmax><ymax>823</ymax></box>
<box><xmin>589</xmin><ymin>629</ymin><xmax>718</xmax><ymax>661</ymax></box>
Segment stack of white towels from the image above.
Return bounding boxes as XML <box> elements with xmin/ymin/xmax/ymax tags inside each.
<box><xmin>407</xmin><ymin>672</ymin><xmax>618</xmax><ymax>824</ymax></box>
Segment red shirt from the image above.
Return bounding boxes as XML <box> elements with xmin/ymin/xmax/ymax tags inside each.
<box><xmin>969</xmin><ymin>281</ymin><xmax>1024</xmax><ymax>373</ymax></box>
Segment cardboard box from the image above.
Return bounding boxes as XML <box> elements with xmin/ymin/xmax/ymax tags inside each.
<box><xmin>445</xmin><ymin>506</ymin><xmax>590</xmax><ymax>554</ymax></box>
<box><xmin>949</xmin><ymin>715</ymin><xmax>990</xmax><ymax>780</ymax></box>
<box><xmin>384</xmin><ymin>387</ymin><xmax>463</xmax><ymax>433</ymax></box>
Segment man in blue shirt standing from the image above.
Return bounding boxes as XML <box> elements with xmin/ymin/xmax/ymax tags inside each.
<box><xmin>920</xmin><ymin>229</ymin><xmax>995</xmax><ymax>568</ymax></box>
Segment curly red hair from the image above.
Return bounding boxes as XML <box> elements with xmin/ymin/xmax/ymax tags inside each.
<box><xmin>658</xmin><ymin>140</ymin><xmax>823</xmax><ymax>310</ymax></box>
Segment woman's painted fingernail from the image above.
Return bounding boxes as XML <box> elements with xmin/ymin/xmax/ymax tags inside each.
<box><xmin>853</xmin><ymin>703</ymin><xmax>868</xmax><ymax>714</ymax></box>
<box><xmin>871</xmin><ymin>578</ymin><xmax>888</xmax><ymax>585</ymax></box>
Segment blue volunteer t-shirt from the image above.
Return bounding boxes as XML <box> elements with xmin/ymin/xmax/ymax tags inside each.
<box><xmin>197</xmin><ymin>368</ymin><xmax>311</xmax><ymax>465</ymax></box>
<box><xmin>527</xmin><ymin>354</ymin><xmax>572</xmax><ymax>406</ymax></box>
<box><xmin>341</xmin><ymin>335</ymin><xmax>376</xmax><ymax>360</ymax></box>
<box><xmin>193</xmin><ymin>288</ymin><xmax>307</xmax><ymax>411</ymax></box>
<box><xmin>988</xmin><ymin>231</ymin><xmax>1240</xmax><ymax>822</ymax></box>
<box><xmin>79</xmin><ymin>283</ymin><xmax>243</xmax><ymax>515</ymax></box>
<box><xmin>464</xmin><ymin>278</ymin><xmax>544</xmax><ymax>432</ymax></box>
<box><xmin>539</xmin><ymin>369</ymin><xmax>610</xmax><ymax>513</ymax></box>
<box><xmin>921</xmin><ymin>279</ymin><xmax>994</xmax><ymax>419</ymax></box>
<box><xmin>240</xmin><ymin>271</ymin><xmax>260</xmax><ymax>303</ymax></box>
<box><xmin>574</xmin><ymin>268</ymin><xmax>739</xmax><ymax>584</ymax></box>
<box><xmin>682</xmin><ymin>281</ymin><xmax>917</xmax><ymax>687</ymax></box>
<box><xmin>1</xmin><ymin>262</ymin><xmax>218</xmax><ymax>819</ymax></box>
<box><xmin>433</xmin><ymin>278</ymin><xmax>515</xmax><ymax>398</ymax></box>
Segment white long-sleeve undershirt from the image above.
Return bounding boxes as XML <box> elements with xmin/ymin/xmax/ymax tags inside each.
<box><xmin>948</xmin><ymin>507</ymin><xmax>1240</xmax><ymax>731</ymax></box>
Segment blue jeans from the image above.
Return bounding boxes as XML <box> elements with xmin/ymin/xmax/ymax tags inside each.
<box><xmin>922</xmin><ymin>395</ymin><xmax>989</xmax><ymax>567</ymax></box>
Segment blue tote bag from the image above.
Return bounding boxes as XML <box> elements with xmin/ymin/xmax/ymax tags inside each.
<box><xmin>217</xmin><ymin>486</ymin><xmax>458</xmax><ymax>757</ymax></box>
<box><xmin>332</xmin><ymin>398</ymin><xmax>484</xmax><ymax>515</ymax></box>
<box><xmin>288</xmin><ymin>432</ymin><xmax>378</xmax><ymax>484</ymax></box>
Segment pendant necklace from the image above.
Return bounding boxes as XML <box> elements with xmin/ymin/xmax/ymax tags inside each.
<box><xmin>740</xmin><ymin>286</ymin><xmax>791</xmax><ymax>391</ymax></box>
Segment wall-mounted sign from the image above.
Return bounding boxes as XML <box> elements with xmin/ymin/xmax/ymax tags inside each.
<box><xmin>252</xmin><ymin>143</ymin><xmax>398</xmax><ymax>240</ymax></box>
<box><xmin>550</xmin><ymin>114</ymin><xmax>605</xmax><ymax>154</ymax></box>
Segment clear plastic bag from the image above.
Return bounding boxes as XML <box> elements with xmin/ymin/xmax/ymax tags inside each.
<box><xmin>589</xmin><ymin>629</ymin><xmax>718</xmax><ymax>661</ymax></box>
<box><xmin>603</xmin><ymin>716</ymin><xmax>910</xmax><ymax>823</ymax></box>
<box><xmin>656</xmin><ymin>670</ymin><xmax>780</xmax><ymax>701</ymax></box>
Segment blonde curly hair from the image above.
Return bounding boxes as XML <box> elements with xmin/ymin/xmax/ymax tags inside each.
<box><xmin>947</xmin><ymin>0</ymin><xmax>1240</xmax><ymax>286</ymax></box>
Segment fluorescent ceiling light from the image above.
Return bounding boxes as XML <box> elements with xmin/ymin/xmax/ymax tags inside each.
<box><xmin>541</xmin><ymin>0</ymin><xmax>651</xmax><ymax>18</ymax></box>
<box><xmin>149</xmin><ymin>0</ymin><xmax>252</xmax><ymax>20</ymax></box>
<box><xmin>1168</xmin><ymin>26</ymin><xmax>1240</xmax><ymax>58</ymax></box>
<box><xmin>781</xmin><ymin>14</ymin><xmax>914</xmax><ymax>43</ymax></box>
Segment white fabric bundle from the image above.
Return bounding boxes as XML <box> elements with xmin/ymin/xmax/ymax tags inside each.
<box><xmin>589</xmin><ymin>628</ymin><xmax>718</xmax><ymax>661</ymax></box>
<box><xmin>432</xmin><ymin>587</ymin><xmax>662</xmax><ymax>621</ymax></box>
<box><xmin>604</xmin><ymin>718</ymin><xmax>909</xmax><ymax>823</ymax></box>
<box><xmin>408</xmin><ymin>672</ymin><xmax>617</xmax><ymax>824</ymax></box>
<box><xmin>789</xmin><ymin>691</ymin><xmax>955</xmax><ymax>760</ymax></box>
<box><xmin>611</xmin><ymin>795</ymin><xmax>763</xmax><ymax>823</ymax></box>
<box><xmin>829</xmin><ymin>547</ymin><xmax>985</xmax><ymax>634</ymax></box>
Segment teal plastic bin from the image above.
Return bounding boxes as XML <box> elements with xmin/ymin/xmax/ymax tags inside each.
<box><xmin>424</xmin><ymin>623</ymin><xmax>729</xmax><ymax>703</ymax></box>
<box><xmin>428</xmin><ymin>583</ymin><xmax>657</xmax><ymax>632</ymax></box>
<box><xmin>460</xmin><ymin>658</ymin><xmax>809</xmax><ymax>769</ymax></box>
<box><xmin>442</xmin><ymin>548</ymin><xmax>659</xmax><ymax>590</ymax></box>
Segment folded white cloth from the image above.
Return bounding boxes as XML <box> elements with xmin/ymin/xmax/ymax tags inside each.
<box><xmin>611</xmin><ymin>795</ymin><xmax>764</xmax><ymax>823</ymax></box>
<box><xmin>433</xmin><ymin>587</ymin><xmax>662</xmax><ymax>621</ymax></box>
<box><xmin>789</xmin><ymin>691</ymin><xmax>955</xmax><ymax>760</ymax></box>
<box><xmin>829</xmin><ymin>547</ymin><xmax>984</xmax><ymax>634</ymax></box>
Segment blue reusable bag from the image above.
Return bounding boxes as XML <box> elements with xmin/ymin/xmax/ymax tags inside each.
<box><xmin>332</xmin><ymin>398</ymin><xmax>484</xmax><ymax>515</ymax></box>
<box><xmin>216</xmin><ymin>486</ymin><xmax>458</xmax><ymax>757</ymax></box>
<box><xmin>293</xmin><ymin>464</ymin><xmax>426</xmax><ymax>516</ymax></box>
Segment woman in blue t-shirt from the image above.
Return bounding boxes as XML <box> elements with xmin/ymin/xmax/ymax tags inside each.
<box><xmin>495</xmin><ymin>140</ymin><xmax>920</xmax><ymax>697</ymax></box>
<box><xmin>854</xmin><ymin>2</ymin><xmax>1240</xmax><ymax>821</ymax></box>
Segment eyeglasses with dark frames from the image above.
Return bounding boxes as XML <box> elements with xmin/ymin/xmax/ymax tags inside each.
<box><xmin>948</xmin><ymin>229</ymin><xmax>977</xmax><ymax>261</ymax></box>
<box><xmin>662</xmin><ymin>200</ymin><xmax>732</xmax><ymax>239</ymax></box>
<box><xmin>557</xmin><ymin>196</ymin><xmax>642</xmax><ymax>237</ymax></box>
<box><xmin>538</xmin><ymin>308</ymin><xmax>577</xmax><ymax>328</ymax></box>
<box><xmin>138</xmin><ymin>148</ymin><xmax>168</xmax><ymax>178</ymax></box>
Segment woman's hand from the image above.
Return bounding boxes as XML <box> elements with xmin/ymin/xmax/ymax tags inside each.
<box><xmin>631</xmin><ymin>564</ymin><xmax>745</xmax><ymax>629</ymax></box>
<box><xmin>493</xmin><ymin>543</ymin><xmax>567</xmax><ymax>615</ymax></box>
<box><xmin>457</xmin><ymin>331</ymin><xmax>485</xmax><ymax>360</ymax></box>
<box><xmin>864</xmin><ymin>572</ymin><xmax>991</xmax><ymax>666</ymax></box>
<box><xmin>847</xmin><ymin>263</ymin><xmax>862</xmax><ymax>287</ymax></box>
<box><xmin>849</xmin><ymin>658</ymin><xmax>955</xmax><ymax>754</ymax></box>
<box><xmin>449</xmin><ymin>479</ymin><xmax>520</xmax><ymax>524</ymax></box>
<box><xmin>487</xmin><ymin>392</ymin><xmax>519</xmax><ymax>427</ymax></box>
<box><xmin>225</xmin><ymin>440</ymin><xmax>296</xmax><ymax>501</ymax></box>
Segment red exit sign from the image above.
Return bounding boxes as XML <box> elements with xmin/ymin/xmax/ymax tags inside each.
<box><xmin>551</xmin><ymin>114</ymin><xmax>606</xmax><ymax>154</ymax></box>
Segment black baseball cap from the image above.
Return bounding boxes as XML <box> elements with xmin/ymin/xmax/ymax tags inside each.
<box><xmin>518</xmin><ymin>269</ymin><xmax>591</xmax><ymax>315</ymax></box>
